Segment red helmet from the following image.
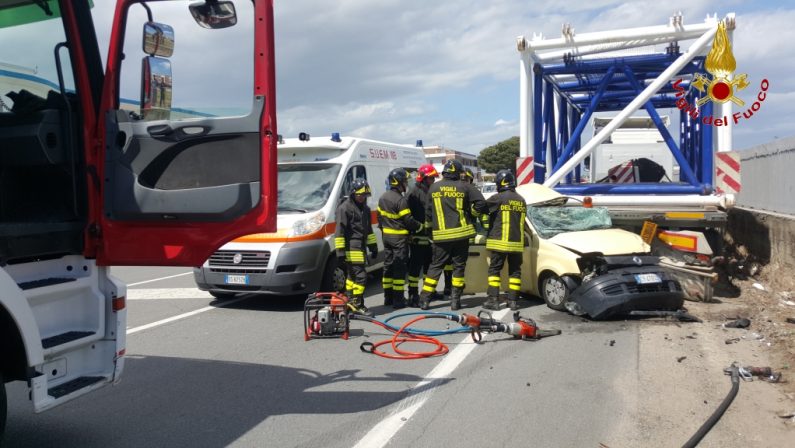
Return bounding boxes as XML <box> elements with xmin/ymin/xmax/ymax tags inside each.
<box><xmin>416</xmin><ymin>164</ymin><xmax>439</xmax><ymax>182</ymax></box>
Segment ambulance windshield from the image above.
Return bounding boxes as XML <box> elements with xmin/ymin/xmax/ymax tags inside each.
<box><xmin>277</xmin><ymin>163</ymin><xmax>341</xmax><ymax>213</ymax></box>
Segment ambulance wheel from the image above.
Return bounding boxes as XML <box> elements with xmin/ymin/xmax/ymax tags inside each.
<box><xmin>320</xmin><ymin>256</ymin><xmax>345</xmax><ymax>293</ymax></box>
<box><xmin>540</xmin><ymin>273</ymin><xmax>570</xmax><ymax>311</ymax></box>
<box><xmin>210</xmin><ymin>291</ymin><xmax>237</xmax><ymax>300</ymax></box>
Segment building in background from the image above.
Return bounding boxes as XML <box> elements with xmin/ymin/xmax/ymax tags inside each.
<box><xmin>422</xmin><ymin>145</ymin><xmax>482</xmax><ymax>183</ymax></box>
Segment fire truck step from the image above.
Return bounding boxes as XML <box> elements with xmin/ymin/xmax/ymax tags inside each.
<box><xmin>48</xmin><ymin>376</ymin><xmax>105</xmax><ymax>399</ymax></box>
<box><xmin>18</xmin><ymin>277</ymin><xmax>76</xmax><ymax>290</ymax></box>
<box><xmin>42</xmin><ymin>331</ymin><xmax>95</xmax><ymax>349</ymax></box>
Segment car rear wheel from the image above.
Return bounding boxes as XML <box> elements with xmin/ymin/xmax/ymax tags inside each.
<box><xmin>210</xmin><ymin>291</ymin><xmax>237</xmax><ymax>300</ymax></box>
<box><xmin>541</xmin><ymin>274</ymin><xmax>570</xmax><ymax>311</ymax></box>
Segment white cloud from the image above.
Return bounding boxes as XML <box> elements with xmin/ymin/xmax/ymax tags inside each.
<box><xmin>73</xmin><ymin>1</ymin><xmax>795</xmax><ymax>154</ymax></box>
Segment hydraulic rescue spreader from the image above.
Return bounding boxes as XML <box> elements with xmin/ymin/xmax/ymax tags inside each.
<box><xmin>303</xmin><ymin>292</ymin><xmax>562</xmax><ymax>359</ymax></box>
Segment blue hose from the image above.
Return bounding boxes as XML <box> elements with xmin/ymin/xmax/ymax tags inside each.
<box><xmin>381</xmin><ymin>311</ymin><xmax>471</xmax><ymax>336</ymax></box>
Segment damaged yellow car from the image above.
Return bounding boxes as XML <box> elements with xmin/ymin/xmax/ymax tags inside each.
<box><xmin>463</xmin><ymin>184</ymin><xmax>684</xmax><ymax>319</ymax></box>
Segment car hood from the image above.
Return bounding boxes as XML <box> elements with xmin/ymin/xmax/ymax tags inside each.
<box><xmin>548</xmin><ymin>228</ymin><xmax>649</xmax><ymax>255</ymax></box>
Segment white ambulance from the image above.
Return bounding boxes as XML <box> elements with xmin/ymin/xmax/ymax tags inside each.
<box><xmin>193</xmin><ymin>134</ymin><xmax>427</xmax><ymax>298</ymax></box>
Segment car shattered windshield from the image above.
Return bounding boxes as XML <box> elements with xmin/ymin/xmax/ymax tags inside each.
<box><xmin>527</xmin><ymin>204</ymin><xmax>613</xmax><ymax>239</ymax></box>
<box><xmin>277</xmin><ymin>163</ymin><xmax>341</xmax><ymax>213</ymax></box>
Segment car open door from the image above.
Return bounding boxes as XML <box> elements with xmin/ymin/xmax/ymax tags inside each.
<box><xmin>92</xmin><ymin>0</ymin><xmax>277</xmax><ymax>266</ymax></box>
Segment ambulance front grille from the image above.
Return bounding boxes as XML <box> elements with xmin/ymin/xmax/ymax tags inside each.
<box><xmin>209</xmin><ymin>251</ymin><xmax>270</xmax><ymax>268</ymax></box>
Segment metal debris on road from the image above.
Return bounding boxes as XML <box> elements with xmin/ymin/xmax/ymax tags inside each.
<box><xmin>723</xmin><ymin>318</ymin><xmax>751</xmax><ymax>328</ymax></box>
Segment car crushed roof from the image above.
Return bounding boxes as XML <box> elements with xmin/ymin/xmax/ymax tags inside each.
<box><xmin>516</xmin><ymin>183</ymin><xmax>570</xmax><ymax>206</ymax></box>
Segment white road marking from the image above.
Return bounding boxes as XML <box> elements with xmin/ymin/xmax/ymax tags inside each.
<box><xmin>127</xmin><ymin>288</ymin><xmax>214</xmax><ymax>300</ymax></box>
<box><xmin>353</xmin><ymin>308</ymin><xmax>511</xmax><ymax>448</ymax></box>
<box><xmin>126</xmin><ymin>271</ymin><xmax>193</xmax><ymax>287</ymax></box>
<box><xmin>126</xmin><ymin>293</ymin><xmax>249</xmax><ymax>335</ymax></box>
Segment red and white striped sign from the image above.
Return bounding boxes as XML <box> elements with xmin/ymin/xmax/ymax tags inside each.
<box><xmin>516</xmin><ymin>156</ymin><xmax>534</xmax><ymax>185</ymax></box>
<box><xmin>607</xmin><ymin>160</ymin><xmax>635</xmax><ymax>183</ymax></box>
<box><xmin>715</xmin><ymin>151</ymin><xmax>741</xmax><ymax>194</ymax></box>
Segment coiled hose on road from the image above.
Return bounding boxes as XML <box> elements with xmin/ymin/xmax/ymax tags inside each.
<box><xmin>351</xmin><ymin>311</ymin><xmax>468</xmax><ymax>360</ymax></box>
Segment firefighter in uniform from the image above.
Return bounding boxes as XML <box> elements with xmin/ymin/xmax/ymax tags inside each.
<box><xmin>377</xmin><ymin>168</ymin><xmax>423</xmax><ymax>309</ymax></box>
<box><xmin>419</xmin><ymin>159</ymin><xmax>487</xmax><ymax>310</ymax></box>
<box><xmin>406</xmin><ymin>164</ymin><xmax>438</xmax><ymax>307</ymax></box>
<box><xmin>483</xmin><ymin>170</ymin><xmax>527</xmax><ymax>311</ymax></box>
<box><xmin>334</xmin><ymin>178</ymin><xmax>378</xmax><ymax>316</ymax></box>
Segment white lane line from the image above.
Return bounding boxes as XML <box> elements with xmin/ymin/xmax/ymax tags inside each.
<box><xmin>127</xmin><ymin>288</ymin><xmax>214</xmax><ymax>300</ymax></box>
<box><xmin>126</xmin><ymin>294</ymin><xmax>249</xmax><ymax>335</ymax></box>
<box><xmin>126</xmin><ymin>271</ymin><xmax>193</xmax><ymax>287</ymax></box>
<box><xmin>353</xmin><ymin>308</ymin><xmax>510</xmax><ymax>448</ymax></box>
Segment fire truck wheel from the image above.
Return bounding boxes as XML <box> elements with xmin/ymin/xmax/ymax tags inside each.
<box><xmin>209</xmin><ymin>291</ymin><xmax>237</xmax><ymax>300</ymax></box>
<box><xmin>540</xmin><ymin>273</ymin><xmax>570</xmax><ymax>311</ymax></box>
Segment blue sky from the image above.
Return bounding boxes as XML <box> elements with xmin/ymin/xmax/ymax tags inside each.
<box><xmin>271</xmin><ymin>0</ymin><xmax>794</xmax><ymax>154</ymax></box>
<box><xmin>84</xmin><ymin>0</ymin><xmax>794</xmax><ymax>155</ymax></box>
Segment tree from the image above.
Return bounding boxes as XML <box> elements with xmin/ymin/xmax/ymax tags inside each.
<box><xmin>477</xmin><ymin>136</ymin><xmax>519</xmax><ymax>174</ymax></box>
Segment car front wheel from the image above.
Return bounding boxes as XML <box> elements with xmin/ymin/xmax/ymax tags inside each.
<box><xmin>541</xmin><ymin>274</ymin><xmax>571</xmax><ymax>311</ymax></box>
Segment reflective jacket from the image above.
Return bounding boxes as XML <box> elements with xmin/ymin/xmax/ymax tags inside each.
<box><xmin>377</xmin><ymin>188</ymin><xmax>422</xmax><ymax>238</ymax></box>
<box><xmin>485</xmin><ymin>189</ymin><xmax>527</xmax><ymax>253</ymax></box>
<box><xmin>426</xmin><ymin>178</ymin><xmax>487</xmax><ymax>242</ymax></box>
<box><xmin>406</xmin><ymin>182</ymin><xmax>431</xmax><ymax>245</ymax></box>
<box><xmin>334</xmin><ymin>198</ymin><xmax>377</xmax><ymax>263</ymax></box>
<box><xmin>466</xmin><ymin>181</ymin><xmax>489</xmax><ymax>243</ymax></box>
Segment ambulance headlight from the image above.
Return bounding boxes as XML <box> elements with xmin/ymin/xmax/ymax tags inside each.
<box><xmin>288</xmin><ymin>211</ymin><xmax>326</xmax><ymax>237</ymax></box>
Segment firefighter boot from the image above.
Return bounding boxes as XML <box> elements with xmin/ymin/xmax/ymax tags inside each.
<box><xmin>450</xmin><ymin>288</ymin><xmax>463</xmax><ymax>311</ymax></box>
<box><xmin>383</xmin><ymin>289</ymin><xmax>393</xmax><ymax>307</ymax></box>
<box><xmin>407</xmin><ymin>286</ymin><xmax>419</xmax><ymax>307</ymax></box>
<box><xmin>408</xmin><ymin>290</ymin><xmax>420</xmax><ymax>308</ymax></box>
<box><xmin>392</xmin><ymin>291</ymin><xmax>407</xmax><ymax>309</ymax></box>
<box><xmin>482</xmin><ymin>295</ymin><xmax>500</xmax><ymax>310</ymax></box>
<box><xmin>351</xmin><ymin>295</ymin><xmax>374</xmax><ymax>317</ymax></box>
<box><xmin>419</xmin><ymin>291</ymin><xmax>431</xmax><ymax>310</ymax></box>
<box><xmin>508</xmin><ymin>291</ymin><xmax>519</xmax><ymax>311</ymax></box>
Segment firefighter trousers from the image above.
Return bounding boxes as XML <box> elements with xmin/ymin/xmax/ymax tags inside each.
<box><xmin>421</xmin><ymin>240</ymin><xmax>469</xmax><ymax>297</ymax></box>
<box><xmin>407</xmin><ymin>242</ymin><xmax>431</xmax><ymax>295</ymax></box>
<box><xmin>382</xmin><ymin>236</ymin><xmax>409</xmax><ymax>295</ymax></box>
<box><xmin>487</xmin><ymin>251</ymin><xmax>523</xmax><ymax>299</ymax></box>
<box><xmin>344</xmin><ymin>260</ymin><xmax>367</xmax><ymax>299</ymax></box>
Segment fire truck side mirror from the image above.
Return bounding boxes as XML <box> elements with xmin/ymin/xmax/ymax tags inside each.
<box><xmin>142</xmin><ymin>22</ymin><xmax>174</xmax><ymax>58</ymax></box>
<box><xmin>140</xmin><ymin>56</ymin><xmax>172</xmax><ymax>121</ymax></box>
<box><xmin>189</xmin><ymin>1</ymin><xmax>237</xmax><ymax>29</ymax></box>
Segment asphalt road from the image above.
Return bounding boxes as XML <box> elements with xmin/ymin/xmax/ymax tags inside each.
<box><xmin>5</xmin><ymin>266</ymin><xmax>642</xmax><ymax>447</ymax></box>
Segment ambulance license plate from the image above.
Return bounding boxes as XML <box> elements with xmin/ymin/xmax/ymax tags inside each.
<box><xmin>634</xmin><ymin>273</ymin><xmax>661</xmax><ymax>284</ymax></box>
<box><xmin>225</xmin><ymin>275</ymin><xmax>249</xmax><ymax>285</ymax></box>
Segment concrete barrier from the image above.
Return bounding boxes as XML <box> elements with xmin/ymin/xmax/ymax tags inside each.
<box><xmin>726</xmin><ymin>207</ymin><xmax>795</xmax><ymax>290</ymax></box>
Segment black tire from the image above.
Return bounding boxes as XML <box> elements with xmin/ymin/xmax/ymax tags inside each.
<box><xmin>1</xmin><ymin>373</ymin><xmax>6</xmax><ymax>443</ymax></box>
<box><xmin>209</xmin><ymin>290</ymin><xmax>237</xmax><ymax>300</ymax></box>
<box><xmin>319</xmin><ymin>257</ymin><xmax>346</xmax><ymax>293</ymax></box>
<box><xmin>540</xmin><ymin>273</ymin><xmax>571</xmax><ymax>311</ymax></box>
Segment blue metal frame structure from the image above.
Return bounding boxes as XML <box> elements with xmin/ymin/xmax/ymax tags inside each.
<box><xmin>532</xmin><ymin>48</ymin><xmax>713</xmax><ymax>195</ymax></box>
